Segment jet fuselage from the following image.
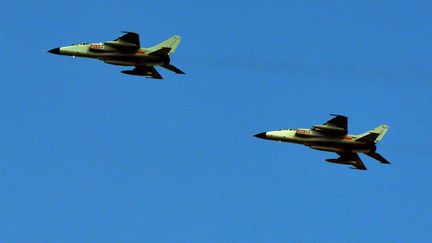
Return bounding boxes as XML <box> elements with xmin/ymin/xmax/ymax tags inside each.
<box><xmin>254</xmin><ymin>115</ymin><xmax>389</xmax><ymax>170</ymax></box>
<box><xmin>49</xmin><ymin>43</ymin><xmax>169</xmax><ymax>67</ymax></box>
<box><xmin>255</xmin><ymin>129</ymin><xmax>376</xmax><ymax>153</ymax></box>
<box><xmin>48</xmin><ymin>33</ymin><xmax>184</xmax><ymax>79</ymax></box>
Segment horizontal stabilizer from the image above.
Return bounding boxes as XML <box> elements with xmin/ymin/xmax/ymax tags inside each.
<box><xmin>161</xmin><ymin>64</ymin><xmax>185</xmax><ymax>74</ymax></box>
<box><xmin>365</xmin><ymin>152</ymin><xmax>390</xmax><ymax>164</ymax></box>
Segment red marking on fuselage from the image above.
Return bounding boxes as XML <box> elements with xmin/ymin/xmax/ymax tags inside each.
<box><xmin>343</xmin><ymin>136</ymin><xmax>352</xmax><ymax>140</ymax></box>
<box><xmin>90</xmin><ymin>44</ymin><xmax>103</xmax><ymax>49</ymax></box>
<box><xmin>296</xmin><ymin>129</ymin><xmax>310</xmax><ymax>134</ymax></box>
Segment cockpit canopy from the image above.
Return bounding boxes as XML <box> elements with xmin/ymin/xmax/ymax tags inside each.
<box><xmin>71</xmin><ymin>42</ymin><xmax>89</xmax><ymax>46</ymax></box>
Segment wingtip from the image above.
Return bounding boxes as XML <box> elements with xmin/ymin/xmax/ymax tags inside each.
<box><xmin>350</xmin><ymin>166</ymin><xmax>367</xmax><ymax>170</ymax></box>
<box><xmin>121</xmin><ymin>30</ymin><xmax>137</xmax><ymax>34</ymax></box>
<box><xmin>330</xmin><ymin>113</ymin><xmax>347</xmax><ymax>117</ymax></box>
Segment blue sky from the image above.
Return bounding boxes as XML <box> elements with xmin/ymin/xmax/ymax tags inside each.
<box><xmin>1</xmin><ymin>1</ymin><xmax>431</xmax><ymax>242</ymax></box>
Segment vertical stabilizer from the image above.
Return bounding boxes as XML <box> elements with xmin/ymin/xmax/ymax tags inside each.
<box><xmin>148</xmin><ymin>35</ymin><xmax>182</xmax><ymax>55</ymax></box>
<box><xmin>356</xmin><ymin>124</ymin><xmax>389</xmax><ymax>144</ymax></box>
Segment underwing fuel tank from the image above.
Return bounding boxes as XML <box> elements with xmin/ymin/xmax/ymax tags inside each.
<box><xmin>103</xmin><ymin>60</ymin><xmax>136</xmax><ymax>66</ymax></box>
<box><xmin>142</xmin><ymin>61</ymin><xmax>166</xmax><ymax>66</ymax></box>
<box><xmin>326</xmin><ymin>158</ymin><xmax>355</xmax><ymax>165</ymax></box>
<box><xmin>121</xmin><ymin>70</ymin><xmax>149</xmax><ymax>76</ymax></box>
<box><xmin>309</xmin><ymin>146</ymin><xmax>344</xmax><ymax>152</ymax></box>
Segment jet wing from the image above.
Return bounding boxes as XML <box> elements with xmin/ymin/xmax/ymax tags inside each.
<box><xmin>312</xmin><ymin>114</ymin><xmax>348</xmax><ymax>136</ymax></box>
<box><xmin>144</xmin><ymin>66</ymin><xmax>163</xmax><ymax>79</ymax></box>
<box><xmin>104</xmin><ymin>31</ymin><xmax>140</xmax><ymax>50</ymax></box>
<box><xmin>115</xmin><ymin>31</ymin><xmax>140</xmax><ymax>47</ymax></box>
<box><xmin>337</xmin><ymin>152</ymin><xmax>367</xmax><ymax>170</ymax></box>
<box><xmin>121</xmin><ymin>66</ymin><xmax>163</xmax><ymax>79</ymax></box>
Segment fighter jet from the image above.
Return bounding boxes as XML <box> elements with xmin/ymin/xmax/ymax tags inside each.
<box><xmin>254</xmin><ymin>114</ymin><xmax>390</xmax><ymax>170</ymax></box>
<box><xmin>48</xmin><ymin>32</ymin><xmax>184</xmax><ymax>79</ymax></box>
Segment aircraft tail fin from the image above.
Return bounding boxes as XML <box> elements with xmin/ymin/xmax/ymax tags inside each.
<box><xmin>148</xmin><ymin>35</ymin><xmax>181</xmax><ymax>56</ymax></box>
<box><xmin>355</xmin><ymin>124</ymin><xmax>389</xmax><ymax>144</ymax></box>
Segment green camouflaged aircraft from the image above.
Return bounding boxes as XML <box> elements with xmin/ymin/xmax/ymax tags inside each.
<box><xmin>48</xmin><ymin>32</ymin><xmax>184</xmax><ymax>79</ymax></box>
<box><xmin>254</xmin><ymin>114</ymin><xmax>390</xmax><ymax>170</ymax></box>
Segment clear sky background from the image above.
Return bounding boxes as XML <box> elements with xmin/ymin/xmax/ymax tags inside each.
<box><xmin>1</xmin><ymin>1</ymin><xmax>431</xmax><ymax>242</ymax></box>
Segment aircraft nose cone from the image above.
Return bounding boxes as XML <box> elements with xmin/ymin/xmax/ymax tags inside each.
<box><xmin>254</xmin><ymin>132</ymin><xmax>267</xmax><ymax>139</ymax></box>
<box><xmin>48</xmin><ymin>47</ymin><xmax>60</xmax><ymax>54</ymax></box>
